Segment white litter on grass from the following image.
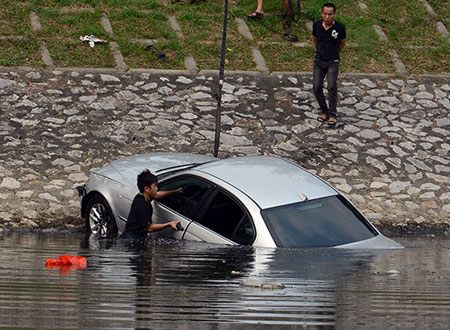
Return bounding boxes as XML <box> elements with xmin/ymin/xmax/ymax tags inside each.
<box><xmin>79</xmin><ymin>35</ymin><xmax>107</xmax><ymax>48</ymax></box>
<box><xmin>387</xmin><ymin>269</ymin><xmax>400</xmax><ymax>275</ymax></box>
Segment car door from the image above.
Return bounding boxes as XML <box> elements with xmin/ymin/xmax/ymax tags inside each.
<box><xmin>186</xmin><ymin>188</ymin><xmax>256</xmax><ymax>245</ymax></box>
<box><xmin>152</xmin><ymin>175</ymin><xmax>213</xmax><ymax>240</ymax></box>
<box><xmin>111</xmin><ymin>183</ymin><xmax>136</xmax><ymax>233</ymax></box>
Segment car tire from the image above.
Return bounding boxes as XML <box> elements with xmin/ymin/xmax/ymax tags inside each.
<box><xmin>85</xmin><ymin>195</ymin><xmax>117</xmax><ymax>238</ymax></box>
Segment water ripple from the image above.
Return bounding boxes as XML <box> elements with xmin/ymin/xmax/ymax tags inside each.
<box><xmin>0</xmin><ymin>232</ymin><xmax>449</xmax><ymax>329</ymax></box>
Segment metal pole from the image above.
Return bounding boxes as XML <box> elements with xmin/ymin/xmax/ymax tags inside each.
<box><xmin>213</xmin><ymin>0</ymin><xmax>229</xmax><ymax>158</ymax></box>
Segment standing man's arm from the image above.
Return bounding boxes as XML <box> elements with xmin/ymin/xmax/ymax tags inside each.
<box><xmin>339</xmin><ymin>38</ymin><xmax>346</xmax><ymax>51</ymax></box>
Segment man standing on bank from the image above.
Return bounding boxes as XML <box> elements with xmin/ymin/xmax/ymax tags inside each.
<box><xmin>313</xmin><ymin>2</ymin><xmax>346</xmax><ymax>127</ymax></box>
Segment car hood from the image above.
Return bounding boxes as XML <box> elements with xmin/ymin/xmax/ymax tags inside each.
<box><xmin>334</xmin><ymin>234</ymin><xmax>404</xmax><ymax>249</ymax></box>
<box><xmin>94</xmin><ymin>152</ymin><xmax>216</xmax><ymax>187</ymax></box>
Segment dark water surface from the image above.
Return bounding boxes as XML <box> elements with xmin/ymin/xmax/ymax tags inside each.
<box><xmin>0</xmin><ymin>232</ymin><xmax>449</xmax><ymax>329</ymax></box>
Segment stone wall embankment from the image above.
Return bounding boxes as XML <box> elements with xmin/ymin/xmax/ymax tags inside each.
<box><xmin>0</xmin><ymin>69</ymin><xmax>449</xmax><ymax>232</ymax></box>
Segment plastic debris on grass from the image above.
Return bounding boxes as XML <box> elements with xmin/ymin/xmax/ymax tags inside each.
<box><xmin>144</xmin><ymin>44</ymin><xmax>166</xmax><ymax>61</ymax></box>
<box><xmin>79</xmin><ymin>35</ymin><xmax>107</xmax><ymax>48</ymax></box>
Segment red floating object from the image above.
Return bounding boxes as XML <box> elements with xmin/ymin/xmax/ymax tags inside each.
<box><xmin>59</xmin><ymin>255</ymin><xmax>72</xmax><ymax>265</ymax></box>
<box><xmin>45</xmin><ymin>255</ymin><xmax>87</xmax><ymax>270</ymax></box>
<box><xmin>45</xmin><ymin>258</ymin><xmax>61</xmax><ymax>265</ymax></box>
<box><xmin>69</xmin><ymin>256</ymin><xmax>87</xmax><ymax>268</ymax></box>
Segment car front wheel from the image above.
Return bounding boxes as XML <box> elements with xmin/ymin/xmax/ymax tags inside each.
<box><xmin>86</xmin><ymin>195</ymin><xmax>117</xmax><ymax>238</ymax></box>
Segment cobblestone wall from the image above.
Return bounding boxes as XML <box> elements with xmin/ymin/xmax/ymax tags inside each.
<box><xmin>0</xmin><ymin>69</ymin><xmax>448</xmax><ymax>231</ymax></box>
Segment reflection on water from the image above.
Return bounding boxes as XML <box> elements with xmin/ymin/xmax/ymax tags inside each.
<box><xmin>0</xmin><ymin>232</ymin><xmax>449</xmax><ymax>329</ymax></box>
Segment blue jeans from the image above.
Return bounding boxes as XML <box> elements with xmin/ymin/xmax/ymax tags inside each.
<box><xmin>313</xmin><ymin>60</ymin><xmax>340</xmax><ymax>118</ymax></box>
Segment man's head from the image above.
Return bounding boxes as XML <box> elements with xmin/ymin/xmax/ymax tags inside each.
<box><xmin>322</xmin><ymin>3</ymin><xmax>336</xmax><ymax>24</ymax></box>
<box><xmin>137</xmin><ymin>169</ymin><xmax>158</xmax><ymax>198</ymax></box>
<box><xmin>322</xmin><ymin>3</ymin><xmax>336</xmax><ymax>13</ymax></box>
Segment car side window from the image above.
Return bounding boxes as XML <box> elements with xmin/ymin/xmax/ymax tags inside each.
<box><xmin>157</xmin><ymin>177</ymin><xmax>211</xmax><ymax>219</ymax></box>
<box><xmin>199</xmin><ymin>190</ymin><xmax>255</xmax><ymax>245</ymax></box>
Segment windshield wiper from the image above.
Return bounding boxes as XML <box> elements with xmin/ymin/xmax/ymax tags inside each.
<box><xmin>155</xmin><ymin>161</ymin><xmax>213</xmax><ymax>173</ymax></box>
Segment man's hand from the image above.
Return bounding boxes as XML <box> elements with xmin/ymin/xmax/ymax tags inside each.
<box><xmin>169</xmin><ymin>220</ymin><xmax>181</xmax><ymax>231</ymax></box>
<box><xmin>148</xmin><ymin>220</ymin><xmax>182</xmax><ymax>232</ymax></box>
<box><xmin>175</xmin><ymin>187</ymin><xmax>183</xmax><ymax>194</ymax></box>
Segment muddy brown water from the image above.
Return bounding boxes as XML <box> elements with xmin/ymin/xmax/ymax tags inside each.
<box><xmin>0</xmin><ymin>231</ymin><xmax>449</xmax><ymax>329</ymax></box>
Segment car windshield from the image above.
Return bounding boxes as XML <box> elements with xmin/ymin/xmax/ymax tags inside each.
<box><xmin>261</xmin><ymin>195</ymin><xmax>378</xmax><ymax>248</ymax></box>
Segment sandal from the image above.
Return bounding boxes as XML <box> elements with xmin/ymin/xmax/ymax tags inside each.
<box><xmin>327</xmin><ymin>117</ymin><xmax>337</xmax><ymax>126</ymax></box>
<box><xmin>317</xmin><ymin>114</ymin><xmax>328</xmax><ymax>122</ymax></box>
<box><xmin>248</xmin><ymin>11</ymin><xmax>264</xmax><ymax>19</ymax></box>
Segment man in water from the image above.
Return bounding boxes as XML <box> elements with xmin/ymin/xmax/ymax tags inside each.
<box><xmin>121</xmin><ymin>169</ymin><xmax>182</xmax><ymax>239</ymax></box>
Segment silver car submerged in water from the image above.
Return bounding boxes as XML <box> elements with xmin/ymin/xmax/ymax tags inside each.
<box><xmin>78</xmin><ymin>152</ymin><xmax>403</xmax><ymax>249</ymax></box>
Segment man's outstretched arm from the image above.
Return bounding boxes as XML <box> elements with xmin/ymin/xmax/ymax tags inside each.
<box><xmin>155</xmin><ymin>187</ymin><xmax>183</xmax><ymax>199</ymax></box>
<box><xmin>148</xmin><ymin>220</ymin><xmax>181</xmax><ymax>232</ymax></box>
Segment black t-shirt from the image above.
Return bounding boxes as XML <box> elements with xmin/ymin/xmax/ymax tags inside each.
<box><xmin>122</xmin><ymin>194</ymin><xmax>153</xmax><ymax>238</ymax></box>
<box><xmin>313</xmin><ymin>20</ymin><xmax>346</xmax><ymax>62</ymax></box>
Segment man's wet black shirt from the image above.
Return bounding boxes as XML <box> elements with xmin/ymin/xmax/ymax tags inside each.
<box><xmin>122</xmin><ymin>194</ymin><xmax>153</xmax><ymax>239</ymax></box>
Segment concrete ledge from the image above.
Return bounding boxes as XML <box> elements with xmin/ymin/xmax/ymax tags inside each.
<box><xmin>1</xmin><ymin>65</ymin><xmax>449</xmax><ymax>79</ymax></box>
<box><xmin>251</xmin><ymin>47</ymin><xmax>270</xmax><ymax>74</ymax></box>
<box><xmin>236</xmin><ymin>17</ymin><xmax>254</xmax><ymax>40</ymax></box>
<box><xmin>0</xmin><ymin>36</ymin><xmax>25</xmax><ymax>40</ymax></box>
<box><xmin>198</xmin><ymin>69</ymin><xmax>263</xmax><ymax>76</ymax></box>
<box><xmin>53</xmin><ymin>67</ymin><xmax>120</xmax><ymax>73</ymax></box>
<box><xmin>184</xmin><ymin>56</ymin><xmax>199</xmax><ymax>73</ymax></box>
<box><xmin>41</xmin><ymin>42</ymin><xmax>55</xmax><ymax>68</ymax></box>
<box><xmin>110</xmin><ymin>41</ymin><xmax>127</xmax><ymax>72</ymax></box>
<box><xmin>128</xmin><ymin>68</ymin><xmax>195</xmax><ymax>75</ymax></box>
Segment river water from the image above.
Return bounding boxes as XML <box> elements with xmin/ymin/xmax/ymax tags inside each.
<box><xmin>0</xmin><ymin>231</ymin><xmax>449</xmax><ymax>329</ymax></box>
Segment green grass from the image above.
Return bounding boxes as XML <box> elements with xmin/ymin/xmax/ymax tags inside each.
<box><xmin>170</xmin><ymin>0</ymin><xmax>225</xmax><ymax>15</ymax></box>
<box><xmin>103</xmin><ymin>0</ymin><xmax>164</xmax><ymax>10</ymax></box>
<box><xmin>364</xmin><ymin>0</ymin><xmax>443</xmax><ymax>46</ymax></box>
<box><xmin>109</xmin><ymin>8</ymin><xmax>173</xmax><ymax>39</ymax></box>
<box><xmin>427</xmin><ymin>0</ymin><xmax>450</xmax><ymax>29</ymax></box>
<box><xmin>0</xmin><ymin>0</ymin><xmax>448</xmax><ymax>73</ymax></box>
<box><xmin>0</xmin><ymin>38</ymin><xmax>43</xmax><ymax>67</ymax></box>
<box><xmin>46</xmin><ymin>39</ymin><xmax>115</xmax><ymax>67</ymax></box>
<box><xmin>260</xmin><ymin>43</ymin><xmax>315</xmax><ymax>72</ymax></box>
<box><xmin>397</xmin><ymin>43</ymin><xmax>450</xmax><ymax>74</ymax></box>
<box><xmin>341</xmin><ymin>46</ymin><xmax>396</xmax><ymax>73</ymax></box>
<box><xmin>176</xmin><ymin>3</ymin><xmax>256</xmax><ymax>70</ymax></box>
<box><xmin>36</xmin><ymin>8</ymin><xmax>114</xmax><ymax>66</ymax></box>
<box><xmin>38</xmin><ymin>8</ymin><xmax>107</xmax><ymax>37</ymax></box>
<box><xmin>187</xmin><ymin>36</ymin><xmax>256</xmax><ymax>71</ymax></box>
<box><xmin>109</xmin><ymin>7</ymin><xmax>184</xmax><ymax>69</ymax></box>
<box><xmin>117</xmin><ymin>37</ymin><xmax>186</xmax><ymax>70</ymax></box>
<box><xmin>31</xmin><ymin>0</ymin><xmax>101</xmax><ymax>8</ymax></box>
<box><xmin>0</xmin><ymin>2</ymin><xmax>33</xmax><ymax>35</ymax></box>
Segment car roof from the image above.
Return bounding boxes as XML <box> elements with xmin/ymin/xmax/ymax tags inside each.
<box><xmin>193</xmin><ymin>156</ymin><xmax>337</xmax><ymax>209</ymax></box>
<box><xmin>95</xmin><ymin>152</ymin><xmax>216</xmax><ymax>187</ymax></box>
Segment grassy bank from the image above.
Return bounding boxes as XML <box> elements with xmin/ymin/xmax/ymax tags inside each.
<box><xmin>0</xmin><ymin>0</ymin><xmax>448</xmax><ymax>74</ymax></box>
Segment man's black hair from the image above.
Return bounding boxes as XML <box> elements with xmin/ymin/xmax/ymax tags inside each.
<box><xmin>322</xmin><ymin>2</ymin><xmax>336</xmax><ymax>13</ymax></box>
<box><xmin>137</xmin><ymin>169</ymin><xmax>158</xmax><ymax>193</ymax></box>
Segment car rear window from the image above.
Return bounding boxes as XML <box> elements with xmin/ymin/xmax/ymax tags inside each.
<box><xmin>261</xmin><ymin>195</ymin><xmax>377</xmax><ymax>248</ymax></box>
